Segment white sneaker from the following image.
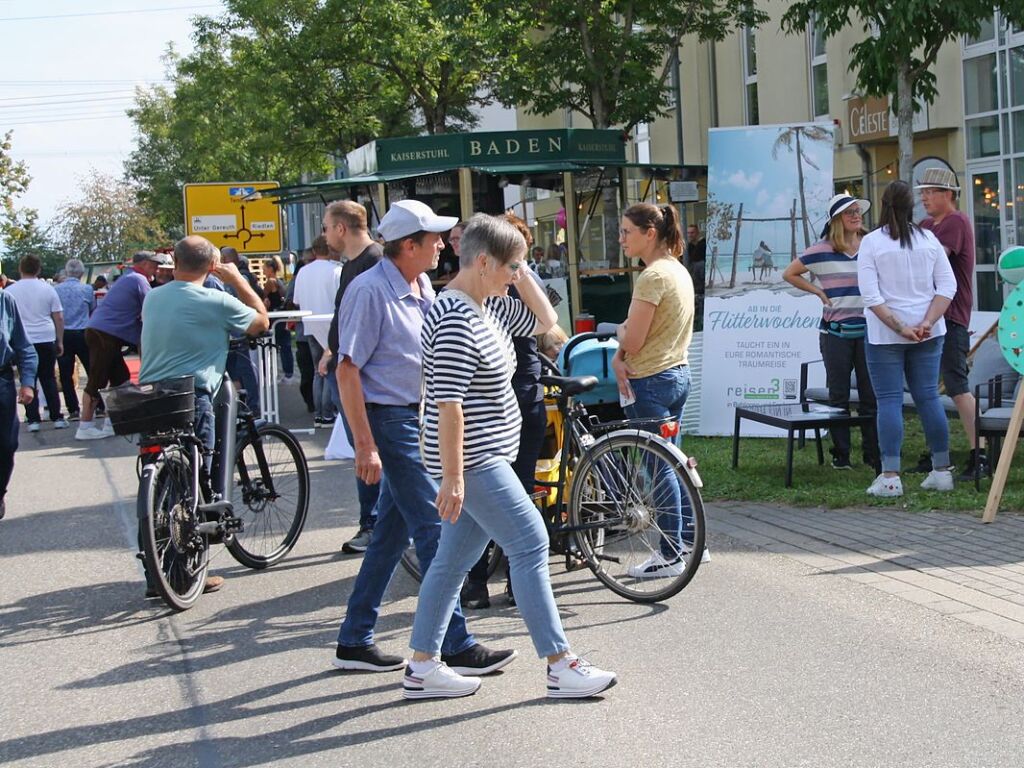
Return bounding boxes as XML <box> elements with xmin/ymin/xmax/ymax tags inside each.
<box><xmin>100</xmin><ymin>420</ymin><xmax>116</xmax><ymax>436</ymax></box>
<box><xmin>75</xmin><ymin>424</ymin><xmax>112</xmax><ymax>441</ymax></box>
<box><xmin>921</xmin><ymin>469</ymin><xmax>954</xmax><ymax>492</ymax></box>
<box><xmin>683</xmin><ymin>544</ymin><xmax>712</xmax><ymax>564</ymax></box>
<box><xmin>402</xmin><ymin>661</ymin><xmax>481</xmax><ymax>700</ymax></box>
<box><xmin>866</xmin><ymin>474</ymin><xmax>903</xmax><ymax>498</ymax></box>
<box><xmin>626</xmin><ymin>552</ymin><xmax>683</xmax><ymax>579</ymax></box>
<box><xmin>546</xmin><ymin>656</ymin><xmax>617</xmax><ymax>699</ymax></box>
<box><xmin>53</xmin><ymin>418</ymin><xmax>69</xmax><ymax>430</ymax></box>
<box><xmin>27</xmin><ymin>422</ymin><xmax>41</xmax><ymax>433</ymax></box>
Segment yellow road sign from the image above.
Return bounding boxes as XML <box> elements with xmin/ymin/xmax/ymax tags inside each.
<box><xmin>183</xmin><ymin>182</ymin><xmax>283</xmax><ymax>254</ymax></box>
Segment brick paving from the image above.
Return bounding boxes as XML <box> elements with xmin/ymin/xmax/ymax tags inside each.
<box><xmin>710</xmin><ymin>501</ymin><xmax>1024</xmax><ymax>642</ymax></box>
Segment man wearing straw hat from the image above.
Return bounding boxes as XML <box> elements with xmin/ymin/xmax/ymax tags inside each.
<box><xmin>916</xmin><ymin>167</ymin><xmax>983</xmax><ymax>480</ymax></box>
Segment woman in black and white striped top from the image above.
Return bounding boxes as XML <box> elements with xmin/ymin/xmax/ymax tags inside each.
<box><xmin>406</xmin><ymin>214</ymin><xmax>618</xmax><ymax>701</ymax></box>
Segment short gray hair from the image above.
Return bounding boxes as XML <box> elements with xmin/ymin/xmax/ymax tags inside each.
<box><xmin>458</xmin><ymin>213</ymin><xmax>527</xmax><ymax>269</ymax></box>
<box><xmin>174</xmin><ymin>235</ymin><xmax>218</xmax><ymax>273</ymax></box>
<box><xmin>65</xmin><ymin>258</ymin><xmax>85</xmax><ymax>278</ymax></box>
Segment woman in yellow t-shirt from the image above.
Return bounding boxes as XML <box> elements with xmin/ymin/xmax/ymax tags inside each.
<box><xmin>612</xmin><ymin>203</ymin><xmax>702</xmax><ymax>577</ymax></box>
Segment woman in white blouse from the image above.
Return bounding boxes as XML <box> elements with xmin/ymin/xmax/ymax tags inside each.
<box><xmin>857</xmin><ymin>181</ymin><xmax>957</xmax><ymax>498</ymax></box>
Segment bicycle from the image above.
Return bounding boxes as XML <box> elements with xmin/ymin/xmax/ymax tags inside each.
<box><xmin>104</xmin><ymin>369</ymin><xmax>311</xmax><ymax>611</ymax></box>
<box><xmin>401</xmin><ymin>332</ymin><xmax>706</xmax><ymax>603</ymax></box>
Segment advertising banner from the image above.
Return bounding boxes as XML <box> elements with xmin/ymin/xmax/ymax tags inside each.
<box><xmin>699</xmin><ymin>123</ymin><xmax>835</xmax><ymax>435</ymax></box>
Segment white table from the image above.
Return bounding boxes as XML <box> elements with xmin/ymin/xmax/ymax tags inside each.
<box><xmin>259</xmin><ymin>310</ymin><xmax>311</xmax><ymax>426</ymax></box>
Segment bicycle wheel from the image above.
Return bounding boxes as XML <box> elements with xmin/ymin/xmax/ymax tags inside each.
<box><xmin>568</xmin><ymin>430</ymin><xmax>706</xmax><ymax>603</ymax></box>
<box><xmin>400</xmin><ymin>540</ymin><xmax>504</xmax><ymax>583</ymax></box>
<box><xmin>227</xmin><ymin>423</ymin><xmax>310</xmax><ymax>569</ymax></box>
<box><xmin>138</xmin><ymin>451</ymin><xmax>209</xmax><ymax>611</ymax></box>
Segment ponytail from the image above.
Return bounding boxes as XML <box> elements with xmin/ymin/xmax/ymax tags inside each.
<box><xmin>658</xmin><ymin>205</ymin><xmax>683</xmax><ymax>258</ymax></box>
<box><xmin>623</xmin><ymin>202</ymin><xmax>684</xmax><ymax>257</ymax></box>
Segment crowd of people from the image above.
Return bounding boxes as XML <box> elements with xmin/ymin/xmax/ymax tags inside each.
<box><xmin>784</xmin><ymin>170</ymin><xmax>980</xmax><ymax>497</ymax></box>
<box><xmin>0</xmin><ymin>169</ymin><xmax>980</xmax><ymax>697</ymax></box>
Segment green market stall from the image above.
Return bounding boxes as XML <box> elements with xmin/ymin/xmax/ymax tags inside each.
<box><xmin>258</xmin><ymin>128</ymin><xmax>704</xmax><ymax>324</ymax></box>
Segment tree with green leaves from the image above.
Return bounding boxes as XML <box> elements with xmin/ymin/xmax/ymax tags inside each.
<box><xmin>51</xmin><ymin>171</ymin><xmax>170</xmax><ymax>264</ymax></box>
<box><xmin>772</xmin><ymin>125</ymin><xmax>832</xmax><ymax>249</ymax></box>
<box><xmin>1</xmin><ymin>131</ymin><xmax>39</xmax><ymax>261</ymax></box>
<box><xmin>493</xmin><ymin>0</ymin><xmax>767</xmax><ymax>260</ymax></box>
<box><xmin>782</xmin><ymin>2</ymin><xmax>1024</xmax><ymax>182</ymax></box>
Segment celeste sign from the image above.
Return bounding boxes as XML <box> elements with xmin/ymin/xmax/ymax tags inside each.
<box><xmin>356</xmin><ymin>129</ymin><xmax>627</xmax><ymax>175</ymax></box>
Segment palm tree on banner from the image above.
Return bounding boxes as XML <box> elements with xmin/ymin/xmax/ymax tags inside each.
<box><xmin>771</xmin><ymin>125</ymin><xmax>831</xmax><ymax>249</ymax></box>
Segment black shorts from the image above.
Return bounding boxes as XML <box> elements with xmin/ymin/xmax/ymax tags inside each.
<box><xmin>941</xmin><ymin>322</ymin><xmax>970</xmax><ymax>397</ymax></box>
<box><xmin>84</xmin><ymin>328</ymin><xmax>130</xmax><ymax>398</ymax></box>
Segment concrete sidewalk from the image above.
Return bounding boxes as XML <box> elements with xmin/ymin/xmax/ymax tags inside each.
<box><xmin>712</xmin><ymin>502</ymin><xmax>1024</xmax><ymax>642</ymax></box>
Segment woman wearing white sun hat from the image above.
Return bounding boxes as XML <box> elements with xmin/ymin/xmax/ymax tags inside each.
<box><xmin>783</xmin><ymin>193</ymin><xmax>880</xmax><ymax>472</ymax></box>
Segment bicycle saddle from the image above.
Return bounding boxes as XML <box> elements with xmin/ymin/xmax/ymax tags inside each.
<box><xmin>540</xmin><ymin>374</ymin><xmax>598</xmax><ymax>395</ymax></box>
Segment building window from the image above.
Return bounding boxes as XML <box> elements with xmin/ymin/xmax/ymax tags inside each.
<box><xmin>742</xmin><ymin>27</ymin><xmax>758</xmax><ymax>125</ymax></box>
<box><xmin>635</xmin><ymin>122</ymin><xmax>651</xmax><ymax>165</ymax></box>
<box><xmin>810</xmin><ymin>16</ymin><xmax>829</xmax><ymax>118</ymax></box>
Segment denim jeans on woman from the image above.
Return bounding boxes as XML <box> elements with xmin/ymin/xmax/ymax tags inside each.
<box><xmin>865</xmin><ymin>336</ymin><xmax>950</xmax><ymax>473</ymax></box>
<box><xmin>337</xmin><ymin>404</ymin><xmax>474</xmax><ymax>656</ymax></box>
<box><xmin>410</xmin><ymin>457</ymin><xmax>570</xmax><ymax>659</ymax></box>
<box><xmin>623</xmin><ymin>364</ymin><xmax>693</xmax><ymax>558</ymax></box>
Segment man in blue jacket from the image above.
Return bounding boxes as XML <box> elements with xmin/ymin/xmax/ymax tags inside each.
<box><xmin>0</xmin><ymin>285</ymin><xmax>39</xmax><ymax>520</ymax></box>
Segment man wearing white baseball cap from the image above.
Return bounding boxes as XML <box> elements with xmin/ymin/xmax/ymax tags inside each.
<box><xmin>329</xmin><ymin>199</ymin><xmax>516</xmax><ymax>679</ymax></box>
<box><xmin>916</xmin><ymin>167</ymin><xmax>983</xmax><ymax>480</ymax></box>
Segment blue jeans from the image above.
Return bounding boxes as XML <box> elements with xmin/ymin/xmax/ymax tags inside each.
<box><xmin>410</xmin><ymin>458</ymin><xmax>570</xmax><ymax>659</ymax></box>
<box><xmin>624</xmin><ymin>365</ymin><xmax>693</xmax><ymax>556</ymax></box>
<box><xmin>274</xmin><ymin>323</ymin><xmax>294</xmax><ymax>378</ymax></box>
<box><xmin>0</xmin><ymin>375</ymin><xmax>19</xmax><ymax>499</ymax></box>
<box><xmin>340</xmin><ymin>408</ymin><xmax>379</xmax><ymax>531</ymax></box>
<box><xmin>307</xmin><ymin>337</ymin><xmax>336</xmax><ymax>421</ymax></box>
<box><xmin>865</xmin><ymin>337</ymin><xmax>950</xmax><ymax>473</ymax></box>
<box><xmin>337</xmin><ymin>405</ymin><xmax>474</xmax><ymax>655</ymax></box>
<box><xmin>226</xmin><ymin>345</ymin><xmax>260</xmax><ymax>415</ymax></box>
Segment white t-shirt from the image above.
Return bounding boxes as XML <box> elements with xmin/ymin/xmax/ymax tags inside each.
<box><xmin>857</xmin><ymin>227</ymin><xmax>957</xmax><ymax>345</ymax></box>
<box><xmin>6</xmin><ymin>277</ymin><xmax>62</xmax><ymax>344</ymax></box>
<box><xmin>292</xmin><ymin>259</ymin><xmax>341</xmax><ymax>335</ymax></box>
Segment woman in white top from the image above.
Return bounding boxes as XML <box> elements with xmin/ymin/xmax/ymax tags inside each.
<box><xmin>857</xmin><ymin>181</ymin><xmax>957</xmax><ymax>498</ymax></box>
<box><xmin>406</xmin><ymin>214</ymin><xmax>617</xmax><ymax>701</ymax></box>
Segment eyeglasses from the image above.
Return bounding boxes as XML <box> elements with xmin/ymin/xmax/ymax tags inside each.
<box><xmin>619</xmin><ymin>227</ymin><xmax>640</xmax><ymax>237</ymax></box>
<box><xmin>842</xmin><ymin>208</ymin><xmax>862</xmax><ymax>217</ymax></box>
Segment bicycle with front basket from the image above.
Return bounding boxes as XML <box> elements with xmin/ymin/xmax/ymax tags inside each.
<box><xmin>105</xmin><ymin>361</ymin><xmax>310</xmax><ymax>611</ymax></box>
<box><xmin>401</xmin><ymin>332</ymin><xmax>706</xmax><ymax>603</ymax></box>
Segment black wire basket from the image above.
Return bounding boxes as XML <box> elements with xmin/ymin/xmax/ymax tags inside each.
<box><xmin>101</xmin><ymin>376</ymin><xmax>195</xmax><ymax>436</ymax></box>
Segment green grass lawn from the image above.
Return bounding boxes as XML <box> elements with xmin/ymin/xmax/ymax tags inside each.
<box><xmin>687</xmin><ymin>419</ymin><xmax>1024</xmax><ymax>515</ymax></box>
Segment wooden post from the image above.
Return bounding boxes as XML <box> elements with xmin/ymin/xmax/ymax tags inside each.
<box><xmin>790</xmin><ymin>199</ymin><xmax>798</xmax><ymax>260</ymax></box>
<box><xmin>728</xmin><ymin>203</ymin><xmax>744</xmax><ymax>289</ymax></box>
<box><xmin>563</xmin><ymin>171</ymin><xmax>582</xmax><ymax>320</ymax></box>
<box><xmin>982</xmin><ymin>383</ymin><xmax>1024</xmax><ymax>523</ymax></box>
<box><xmin>458</xmin><ymin>167</ymin><xmax>474</xmax><ymax>221</ymax></box>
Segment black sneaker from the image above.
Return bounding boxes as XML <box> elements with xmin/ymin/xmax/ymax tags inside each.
<box><xmin>958</xmin><ymin>450</ymin><xmax>990</xmax><ymax>482</ymax></box>
<box><xmin>831</xmin><ymin>456</ymin><xmax>853</xmax><ymax>470</ymax></box>
<box><xmin>460</xmin><ymin>579</ymin><xmax>490</xmax><ymax>609</ymax></box>
<box><xmin>505</xmin><ymin>580</ymin><xmax>516</xmax><ymax>607</ymax></box>
<box><xmin>318</xmin><ymin>415</ymin><xmax>336</xmax><ymax>429</ymax></box>
<box><xmin>342</xmin><ymin>527</ymin><xmax>373</xmax><ymax>554</ymax></box>
<box><xmin>908</xmin><ymin>453</ymin><xmax>932</xmax><ymax>473</ymax></box>
<box><xmin>332</xmin><ymin>643</ymin><xmax>406</xmax><ymax>672</ymax></box>
<box><xmin>441</xmin><ymin>643</ymin><xmax>517</xmax><ymax>675</ymax></box>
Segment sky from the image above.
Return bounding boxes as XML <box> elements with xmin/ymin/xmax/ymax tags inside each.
<box><xmin>706</xmin><ymin>124</ymin><xmax>836</xmax><ymax>259</ymax></box>
<box><xmin>0</xmin><ymin>1</ymin><xmax>224</xmax><ymax>230</ymax></box>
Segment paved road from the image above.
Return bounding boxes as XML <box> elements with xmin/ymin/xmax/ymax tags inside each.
<box><xmin>3</xmin><ymin>404</ymin><xmax>1024</xmax><ymax>767</ymax></box>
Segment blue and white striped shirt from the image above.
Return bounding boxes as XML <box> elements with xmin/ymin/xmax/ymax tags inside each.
<box><xmin>420</xmin><ymin>292</ymin><xmax>537</xmax><ymax>478</ymax></box>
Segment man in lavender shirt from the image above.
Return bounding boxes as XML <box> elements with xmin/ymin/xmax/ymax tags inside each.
<box><xmin>76</xmin><ymin>251</ymin><xmax>161</xmax><ymax>440</ymax></box>
<box><xmin>331</xmin><ymin>200</ymin><xmax>513</xmax><ymax>677</ymax></box>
